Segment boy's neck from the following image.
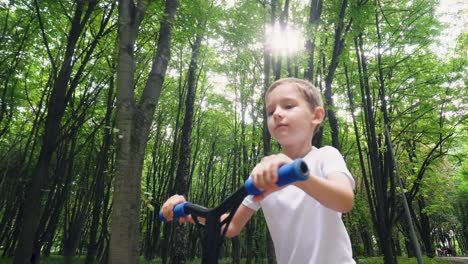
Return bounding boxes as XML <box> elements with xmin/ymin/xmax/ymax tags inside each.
<box><xmin>281</xmin><ymin>144</ymin><xmax>313</xmax><ymax>159</ymax></box>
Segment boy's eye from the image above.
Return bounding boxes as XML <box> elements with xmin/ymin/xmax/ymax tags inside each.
<box><xmin>285</xmin><ymin>104</ymin><xmax>295</xmax><ymax>109</ymax></box>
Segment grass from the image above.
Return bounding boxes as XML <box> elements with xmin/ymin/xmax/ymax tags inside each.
<box><xmin>356</xmin><ymin>256</ymin><xmax>456</xmax><ymax>264</ymax></box>
<box><xmin>0</xmin><ymin>255</ymin><xmax>459</xmax><ymax>263</ymax></box>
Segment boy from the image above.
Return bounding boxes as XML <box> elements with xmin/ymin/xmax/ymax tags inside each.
<box><xmin>162</xmin><ymin>78</ymin><xmax>356</xmax><ymax>263</ymax></box>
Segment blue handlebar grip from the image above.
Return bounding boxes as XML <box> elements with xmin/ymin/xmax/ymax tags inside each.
<box><xmin>158</xmin><ymin>202</ymin><xmax>191</xmax><ymax>222</ymax></box>
<box><xmin>244</xmin><ymin>159</ymin><xmax>309</xmax><ymax>196</ymax></box>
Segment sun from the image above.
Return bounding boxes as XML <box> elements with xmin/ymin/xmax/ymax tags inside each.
<box><xmin>266</xmin><ymin>22</ymin><xmax>305</xmax><ymax>56</ymax></box>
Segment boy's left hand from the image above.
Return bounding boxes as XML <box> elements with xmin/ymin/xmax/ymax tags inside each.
<box><xmin>250</xmin><ymin>153</ymin><xmax>292</xmax><ymax>202</ymax></box>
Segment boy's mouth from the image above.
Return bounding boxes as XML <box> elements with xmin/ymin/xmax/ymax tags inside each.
<box><xmin>275</xmin><ymin>123</ymin><xmax>287</xmax><ymax>129</ymax></box>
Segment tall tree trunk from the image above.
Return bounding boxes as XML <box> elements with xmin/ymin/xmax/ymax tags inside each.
<box><xmin>305</xmin><ymin>0</ymin><xmax>323</xmax><ymax>148</ymax></box>
<box><xmin>161</xmin><ymin>49</ymin><xmax>186</xmax><ymax>264</ymax></box>
<box><xmin>142</xmin><ymin>111</ymin><xmax>168</xmax><ymax>260</ymax></box>
<box><xmin>98</xmin><ymin>173</ymin><xmax>114</xmax><ymax>263</ymax></box>
<box><xmin>86</xmin><ymin>76</ymin><xmax>115</xmax><ymax>264</ymax></box>
<box><xmin>243</xmin><ymin>79</ymin><xmax>259</xmax><ymax>264</ymax></box>
<box><xmin>13</xmin><ymin>2</ymin><xmax>98</xmax><ymax>263</ymax></box>
<box><xmin>355</xmin><ymin>33</ymin><xmax>395</xmax><ymax>264</ymax></box>
<box><xmin>109</xmin><ymin>0</ymin><xmax>178</xmax><ymax>263</ymax></box>
<box><xmin>263</xmin><ymin>0</ymin><xmax>284</xmax><ymax>260</ymax></box>
<box><xmin>170</xmin><ymin>26</ymin><xmax>204</xmax><ymax>264</ymax></box>
<box><xmin>323</xmin><ymin>0</ymin><xmax>351</xmax><ymax>150</ymax></box>
<box><xmin>229</xmin><ymin>78</ymin><xmax>241</xmax><ymax>264</ymax></box>
<box><xmin>304</xmin><ymin>0</ymin><xmax>323</xmax><ymax>82</ymax></box>
<box><xmin>344</xmin><ymin>63</ymin><xmax>375</xmax><ymax>257</ymax></box>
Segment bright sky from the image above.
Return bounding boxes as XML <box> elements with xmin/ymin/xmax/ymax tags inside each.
<box><xmin>219</xmin><ymin>0</ymin><xmax>466</xmax><ymax>57</ymax></box>
<box><xmin>434</xmin><ymin>0</ymin><xmax>467</xmax><ymax>55</ymax></box>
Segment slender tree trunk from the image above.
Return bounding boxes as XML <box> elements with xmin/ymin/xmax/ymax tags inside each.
<box><xmin>355</xmin><ymin>33</ymin><xmax>395</xmax><ymax>264</ymax></box>
<box><xmin>264</xmin><ymin>1</ymin><xmax>279</xmax><ymax>261</ymax></box>
<box><xmin>304</xmin><ymin>0</ymin><xmax>323</xmax><ymax>82</ymax></box>
<box><xmin>32</xmin><ymin>141</ymin><xmax>74</xmax><ymax>264</ymax></box>
<box><xmin>86</xmin><ymin>76</ymin><xmax>115</xmax><ymax>264</ymax></box>
<box><xmin>0</xmin><ymin>202</ymin><xmax>19</xmax><ymax>256</ymax></box>
<box><xmin>304</xmin><ymin>0</ymin><xmax>323</xmax><ymax>149</ymax></box>
<box><xmin>98</xmin><ymin>174</ymin><xmax>113</xmax><ymax>263</ymax></box>
<box><xmin>243</xmin><ymin>80</ymin><xmax>259</xmax><ymax>264</ymax></box>
<box><xmin>161</xmin><ymin>49</ymin><xmax>186</xmax><ymax>264</ymax></box>
<box><xmin>323</xmin><ymin>0</ymin><xmax>351</xmax><ymax>150</ymax></box>
<box><xmin>170</xmin><ymin>25</ymin><xmax>204</xmax><ymax>264</ymax></box>
<box><xmin>142</xmin><ymin>113</ymin><xmax>167</xmax><ymax>260</ymax></box>
<box><xmin>344</xmin><ymin>63</ymin><xmax>375</xmax><ymax>257</ymax></box>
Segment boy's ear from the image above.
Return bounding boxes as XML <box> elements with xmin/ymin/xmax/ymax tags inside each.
<box><xmin>311</xmin><ymin>106</ymin><xmax>325</xmax><ymax>125</ymax></box>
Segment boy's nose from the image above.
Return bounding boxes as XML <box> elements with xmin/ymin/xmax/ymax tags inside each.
<box><xmin>273</xmin><ymin>109</ymin><xmax>284</xmax><ymax>119</ymax></box>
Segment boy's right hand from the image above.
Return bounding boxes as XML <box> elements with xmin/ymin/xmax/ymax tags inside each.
<box><xmin>250</xmin><ymin>153</ymin><xmax>293</xmax><ymax>201</ymax></box>
<box><xmin>161</xmin><ymin>194</ymin><xmax>193</xmax><ymax>223</ymax></box>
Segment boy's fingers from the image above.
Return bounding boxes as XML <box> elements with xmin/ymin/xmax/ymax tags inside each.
<box><xmin>162</xmin><ymin>194</ymin><xmax>186</xmax><ymax>221</ymax></box>
<box><xmin>251</xmin><ymin>154</ymin><xmax>293</xmax><ymax>194</ymax></box>
<box><xmin>252</xmin><ymin>164</ymin><xmax>267</xmax><ymax>189</ymax></box>
<box><xmin>161</xmin><ymin>201</ymin><xmax>173</xmax><ymax>220</ymax></box>
<box><xmin>179</xmin><ymin>215</ymin><xmax>193</xmax><ymax>224</ymax></box>
<box><xmin>267</xmin><ymin>162</ymin><xmax>279</xmax><ymax>184</ymax></box>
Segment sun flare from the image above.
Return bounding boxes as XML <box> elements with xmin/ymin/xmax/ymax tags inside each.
<box><xmin>266</xmin><ymin>22</ymin><xmax>305</xmax><ymax>56</ymax></box>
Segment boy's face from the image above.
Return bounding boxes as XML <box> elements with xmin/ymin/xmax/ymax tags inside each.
<box><xmin>266</xmin><ymin>83</ymin><xmax>323</xmax><ymax>147</ymax></box>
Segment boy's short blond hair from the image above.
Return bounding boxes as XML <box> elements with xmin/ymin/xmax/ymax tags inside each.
<box><xmin>266</xmin><ymin>78</ymin><xmax>324</xmax><ymax>110</ymax></box>
<box><xmin>266</xmin><ymin>78</ymin><xmax>324</xmax><ymax>134</ymax></box>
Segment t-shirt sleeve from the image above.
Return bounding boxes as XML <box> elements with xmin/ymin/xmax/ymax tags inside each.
<box><xmin>242</xmin><ymin>194</ymin><xmax>261</xmax><ymax>211</ymax></box>
<box><xmin>320</xmin><ymin>146</ymin><xmax>355</xmax><ymax>189</ymax></box>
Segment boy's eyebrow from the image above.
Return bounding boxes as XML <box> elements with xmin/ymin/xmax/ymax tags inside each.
<box><xmin>266</xmin><ymin>97</ymin><xmax>297</xmax><ymax>107</ymax></box>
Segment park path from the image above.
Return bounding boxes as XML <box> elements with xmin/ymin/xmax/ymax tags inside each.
<box><xmin>437</xmin><ymin>257</ymin><xmax>468</xmax><ymax>263</ymax></box>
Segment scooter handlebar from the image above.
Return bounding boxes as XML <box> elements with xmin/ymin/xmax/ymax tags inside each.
<box><xmin>159</xmin><ymin>159</ymin><xmax>309</xmax><ymax>222</ymax></box>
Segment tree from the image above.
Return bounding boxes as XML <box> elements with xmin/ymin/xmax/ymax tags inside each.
<box><xmin>13</xmin><ymin>1</ymin><xmax>107</xmax><ymax>263</ymax></box>
<box><xmin>108</xmin><ymin>0</ymin><xmax>179</xmax><ymax>263</ymax></box>
<box><xmin>170</xmin><ymin>15</ymin><xmax>206</xmax><ymax>264</ymax></box>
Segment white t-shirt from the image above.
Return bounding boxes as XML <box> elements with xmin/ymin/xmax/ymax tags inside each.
<box><xmin>242</xmin><ymin>146</ymin><xmax>356</xmax><ymax>264</ymax></box>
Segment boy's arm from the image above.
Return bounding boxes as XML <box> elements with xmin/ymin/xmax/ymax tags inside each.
<box><xmin>295</xmin><ymin>172</ymin><xmax>354</xmax><ymax>213</ymax></box>
<box><xmin>222</xmin><ymin>204</ymin><xmax>255</xmax><ymax>238</ymax></box>
<box><xmin>247</xmin><ymin>151</ymin><xmax>353</xmax><ymax>213</ymax></box>
<box><xmin>161</xmin><ymin>194</ymin><xmax>255</xmax><ymax>237</ymax></box>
